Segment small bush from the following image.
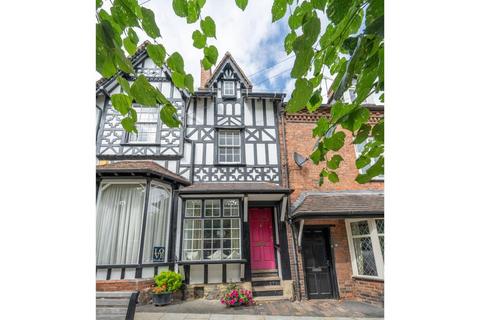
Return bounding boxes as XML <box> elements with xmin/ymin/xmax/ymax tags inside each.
<box><xmin>153</xmin><ymin>271</ymin><xmax>182</xmax><ymax>293</ymax></box>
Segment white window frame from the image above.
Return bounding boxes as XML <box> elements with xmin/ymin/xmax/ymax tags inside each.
<box><xmin>126</xmin><ymin>106</ymin><xmax>159</xmax><ymax>144</ymax></box>
<box><xmin>217</xmin><ymin>130</ymin><xmax>242</xmax><ymax>164</ymax></box>
<box><xmin>354</xmin><ymin>137</ymin><xmax>384</xmax><ymax>181</ymax></box>
<box><xmin>223</xmin><ymin>81</ymin><xmax>235</xmax><ymax>96</ymax></box>
<box><xmin>345</xmin><ymin>218</ymin><xmax>384</xmax><ymax>280</ymax></box>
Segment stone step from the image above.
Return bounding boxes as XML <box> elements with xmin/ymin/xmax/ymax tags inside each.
<box><xmin>251</xmin><ymin>275</ymin><xmax>280</xmax><ymax>282</ymax></box>
<box><xmin>96</xmin><ymin>307</ymin><xmax>128</xmax><ymax>315</ymax></box>
<box><xmin>252</xmin><ymin>279</ymin><xmax>281</xmax><ymax>287</ymax></box>
<box><xmin>96</xmin><ymin>291</ymin><xmax>134</xmax><ymax>299</ymax></box>
<box><xmin>253</xmin><ymin>295</ymin><xmax>289</xmax><ymax>302</ymax></box>
<box><xmin>252</xmin><ymin>285</ymin><xmax>284</xmax><ymax>297</ymax></box>
<box><xmin>252</xmin><ymin>269</ymin><xmax>278</xmax><ymax>274</ymax></box>
<box><xmin>252</xmin><ymin>284</ymin><xmax>283</xmax><ymax>292</ymax></box>
<box><xmin>96</xmin><ymin>298</ymin><xmax>130</xmax><ymax>307</ymax></box>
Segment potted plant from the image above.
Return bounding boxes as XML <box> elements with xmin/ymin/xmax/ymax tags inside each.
<box><xmin>220</xmin><ymin>284</ymin><xmax>255</xmax><ymax>307</ymax></box>
<box><xmin>151</xmin><ymin>271</ymin><xmax>183</xmax><ymax>306</ymax></box>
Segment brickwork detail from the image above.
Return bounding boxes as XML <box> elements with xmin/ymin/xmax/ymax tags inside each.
<box><xmin>96</xmin><ymin>279</ymin><xmax>155</xmax><ymax>292</ymax></box>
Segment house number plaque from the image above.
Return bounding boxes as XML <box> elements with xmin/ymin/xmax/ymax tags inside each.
<box><xmin>153</xmin><ymin>246</ymin><xmax>165</xmax><ymax>262</ymax></box>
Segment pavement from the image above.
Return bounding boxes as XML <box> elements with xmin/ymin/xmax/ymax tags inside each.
<box><xmin>135</xmin><ymin>299</ymin><xmax>384</xmax><ymax>319</ymax></box>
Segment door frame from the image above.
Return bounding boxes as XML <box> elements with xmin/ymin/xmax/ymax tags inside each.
<box><xmin>248</xmin><ymin>206</ymin><xmax>279</xmax><ymax>271</ymax></box>
<box><xmin>301</xmin><ymin>225</ymin><xmax>340</xmax><ymax>299</ymax></box>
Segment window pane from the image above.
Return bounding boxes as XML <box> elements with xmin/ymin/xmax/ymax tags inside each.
<box><xmin>375</xmin><ymin>219</ymin><xmax>384</xmax><ymax>234</ymax></box>
<box><xmin>223</xmin><ymin>199</ymin><xmax>239</xmax><ymax>217</ymax></box>
<box><xmin>351</xmin><ymin>220</ymin><xmax>370</xmax><ymax>236</ymax></box>
<box><xmin>204</xmin><ymin>199</ymin><xmax>220</xmax><ymax>217</ymax></box>
<box><xmin>218</xmin><ymin>131</ymin><xmax>241</xmax><ymax>164</ymax></box>
<box><xmin>183</xmin><ymin>219</ymin><xmax>202</xmax><ymax>261</ymax></box>
<box><xmin>129</xmin><ymin>124</ymin><xmax>157</xmax><ymax>143</ymax></box>
<box><xmin>97</xmin><ymin>183</ymin><xmax>146</xmax><ymax>265</ymax></box>
<box><xmin>352</xmin><ymin>237</ymin><xmax>378</xmax><ymax>276</ymax></box>
<box><xmin>379</xmin><ymin>235</ymin><xmax>384</xmax><ymax>259</ymax></box>
<box><xmin>142</xmin><ymin>184</ymin><xmax>171</xmax><ymax>263</ymax></box>
<box><xmin>185</xmin><ymin>200</ymin><xmax>201</xmax><ymax>217</ymax></box>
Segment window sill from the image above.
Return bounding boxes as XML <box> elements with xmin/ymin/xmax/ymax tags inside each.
<box><xmin>352</xmin><ymin>275</ymin><xmax>384</xmax><ymax>282</ymax></box>
<box><xmin>214</xmin><ymin>163</ymin><xmax>246</xmax><ymax>167</ymax></box>
<box><xmin>178</xmin><ymin>259</ymin><xmax>246</xmax><ymax>265</ymax></box>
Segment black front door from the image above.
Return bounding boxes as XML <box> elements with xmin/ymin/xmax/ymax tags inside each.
<box><xmin>303</xmin><ymin>227</ymin><xmax>337</xmax><ymax>299</ymax></box>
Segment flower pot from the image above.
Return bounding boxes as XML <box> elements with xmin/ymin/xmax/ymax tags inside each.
<box><xmin>152</xmin><ymin>292</ymin><xmax>172</xmax><ymax>306</ymax></box>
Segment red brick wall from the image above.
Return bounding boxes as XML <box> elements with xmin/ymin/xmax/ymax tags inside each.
<box><xmin>279</xmin><ymin>109</ymin><xmax>384</xmax><ymax>305</ymax></box>
<box><xmin>96</xmin><ymin>279</ymin><xmax>154</xmax><ymax>292</ymax></box>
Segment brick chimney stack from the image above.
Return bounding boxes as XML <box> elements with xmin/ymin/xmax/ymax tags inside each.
<box><xmin>200</xmin><ymin>62</ymin><xmax>212</xmax><ymax>89</ymax></box>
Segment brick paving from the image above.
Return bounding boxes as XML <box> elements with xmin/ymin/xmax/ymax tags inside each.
<box><xmin>135</xmin><ymin>299</ymin><xmax>383</xmax><ymax>319</ymax></box>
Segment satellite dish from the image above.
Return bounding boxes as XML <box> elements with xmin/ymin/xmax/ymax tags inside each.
<box><xmin>293</xmin><ymin>152</ymin><xmax>309</xmax><ymax>167</ymax></box>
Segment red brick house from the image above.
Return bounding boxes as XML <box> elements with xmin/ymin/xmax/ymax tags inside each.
<box><xmin>280</xmin><ymin>105</ymin><xmax>384</xmax><ymax>305</ymax></box>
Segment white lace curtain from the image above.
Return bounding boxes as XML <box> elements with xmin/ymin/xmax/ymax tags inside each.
<box><xmin>96</xmin><ymin>183</ymin><xmax>146</xmax><ymax>265</ymax></box>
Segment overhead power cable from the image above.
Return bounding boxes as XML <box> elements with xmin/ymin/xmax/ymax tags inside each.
<box><xmin>247</xmin><ymin>55</ymin><xmax>295</xmax><ymax>78</ymax></box>
<box><xmin>252</xmin><ymin>67</ymin><xmax>292</xmax><ymax>86</ymax></box>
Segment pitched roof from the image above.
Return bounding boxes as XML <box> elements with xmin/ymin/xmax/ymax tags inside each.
<box><xmin>179</xmin><ymin>182</ymin><xmax>291</xmax><ymax>194</ymax></box>
<box><xmin>291</xmin><ymin>190</ymin><xmax>384</xmax><ymax>219</ymax></box>
<box><xmin>96</xmin><ymin>161</ymin><xmax>191</xmax><ymax>186</ymax></box>
<box><xmin>206</xmin><ymin>52</ymin><xmax>253</xmax><ymax>89</ymax></box>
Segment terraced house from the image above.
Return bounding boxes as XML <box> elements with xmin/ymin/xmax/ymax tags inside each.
<box><xmin>95</xmin><ymin>43</ymin><xmax>384</xmax><ymax>305</ymax></box>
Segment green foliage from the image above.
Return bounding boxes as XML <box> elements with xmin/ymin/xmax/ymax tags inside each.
<box><xmin>200</xmin><ymin>16</ymin><xmax>216</xmax><ymax>38</ymax></box>
<box><xmin>140</xmin><ymin>7</ymin><xmax>161</xmax><ymax>38</ymax></box>
<box><xmin>154</xmin><ymin>271</ymin><xmax>183</xmax><ymax>293</ymax></box>
<box><xmin>235</xmin><ymin>0</ymin><xmax>248</xmax><ymax>11</ymax></box>
<box><xmin>192</xmin><ymin>30</ymin><xmax>207</xmax><ymax>49</ymax></box>
<box><xmin>146</xmin><ymin>43</ymin><xmax>166</xmax><ymax>67</ymax></box>
<box><xmin>111</xmin><ymin>93</ymin><xmax>132</xmax><ymax>115</ymax></box>
<box><xmin>272</xmin><ymin>0</ymin><xmax>288</xmax><ymax>22</ymax></box>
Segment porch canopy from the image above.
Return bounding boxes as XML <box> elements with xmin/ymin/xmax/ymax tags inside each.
<box><xmin>96</xmin><ymin>160</ymin><xmax>191</xmax><ymax>186</ymax></box>
<box><xmin>178</xmin><ymin>182</ymin><xmax>292</xmax><ymax>198</ymax></box>
<box><xmin>290</xmin><ymin>190</ymin><xmax>384</xmax><ymax>221</ymax></box>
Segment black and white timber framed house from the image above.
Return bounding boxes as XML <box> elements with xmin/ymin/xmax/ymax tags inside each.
<box><xmin>96</xmin><ymin>42</ymin><xmax>293</xmax><ymax>299</ymax></box>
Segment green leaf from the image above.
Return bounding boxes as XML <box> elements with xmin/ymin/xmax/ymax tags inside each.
<box><xmin>326</xmin><ymin>0</ymin><xmax>353</xmax><ymax>25</ymax></box>
<box><xmin>167</xmin><ymin>52</ymin><xmax>185</xmax><ymax>73</ymax></box>
<box><xmin>356</xmin><ymin>155</ymin><xmax>371</xmax><ymax>169</ymax></box>
<box><xmin>146</xmin><ymin>43</ymin><xmax>166</xmax><ymax>67</ymax></box>
<box><xmin>313</xmin><ymin>117</ymin><xmax>330</xmax><ymax>137</ymax></box>
<box><xmin>291</xmin><ymin>47</ymin><xmax>314</xmax><ymax>79</ymax></box>
<box><xmin>286</xmin><ymin>78</ymin><xmax>313</xmax><ymax>112</ymax></box>
<box><xmin>204</xmin><ymin>45</ymin><xmax>219</xmax><ymax>65</ymax></box>
<box><xmin>160</xmin><ymin>103</ymin><xmax>182</xmax><ymax>127</ymax></box>
<box><xmin>328</xmin><ymin>171</ymin><xmax>339</xmax><ymax>183</ymax></box>
<box><xmin>307</xmin><ymin>90</ymin><xmax>323</xmax><ymax>112</ymax></box>
<box><xmin>327</xmin><ymin>154</ymin><xmax>343</xmax><ymax>170</ymax></box>
<box><xmin>272</xmin><ymin>0</ymin><xmax>287</xmax><ymax>22</ymax></box>
<box><xmin>372</xmin><ymin>121</ymin><xmax>384</xmax><ymax>143</ymax></box>
<box><xmin>366</xmin><ymin>0</ymin><xmax>384</xmax><ymax>25</ymax></box>
<box><xmin>353</xmin><ymin>123</ymin><xmax>371</xmax><ymax>144</ymax></box>
<box><xmin>123</xmin><ymin>37</ymin><xmax>136</xmax><ymax>55</ymax></box>
<box><xmin>200</xmin><ymin>16</ymin><xmax>216</xmax><ymax>38</ymax></box>
<box><xmin>324</xmin><ymin>131</ymin><xmax>346</xmax><ymax>151</ymax></box>
<box><xmin>127</xmin><ymin>28</ymin><xmax>139</xmax><ymax>44</ymax></box>
<box><xmin>341</xmin><ymin>107</ymin><xmax>370</xmax><ymax>132</ymax></box>
<box><xmin>192</xmin><ymin>30</ymin><xmax>207</xmax><ymax>49</ymax></box>
<box><xmin>235</xmin><ymin>0</ymin><xmax>248</xmax><ymax>11</ymax></box>
<box><xmin>113</xmin><ymin>48</ymin><xmax>134</xmax><ymax>74</ymax></box>
<box><xmin>365</xmin><ymin>156</ymin><xmax>384</xmax><ymax>178</ymax></box>
<box><xmin>331</xmin><ymin>102</ymin><xmax>354</xmax><ymax>123</ymax></box>
<box><xmin>201</xmin><ymin>57</ymin><xmax>213</xmax><ymax>70</ymax></box>
<box><xmin>116</xmin><ymin>76</ymin><xmax>131</xmax><ymax>95</ymax></box>
<box><xmin>130</xmin><ymin>74</ymin><xmax>159</xmax><ymax>106</ymax></box>
<box><xmin>111</xmin><ymin>0</ymin><xmax>139</xmax><ymax>29</ymax></box>
<box><xmin>184</xmin><ymin>74</ymin><xmax>194</xmax><ymax>93</ymax></box>
<box><xmin>365</xmin><ymin>15</ymin><xmax>384</xmax><ymax>37</ymax></box>
<box><xmin>284</xmin><ymin>31</ymin><xmax>296</xmax><ymax>55</ymax></box>
<box><xmin>312</xmin><ymin>0</ymin><xmax>326</xmax><ymax>10</ymax></box>
<box><xmin>111</xmin><ymin>93</ymin><xmax>132</xmax><ymax>115</ymax></box>
<box><xmin>121</xmin><ymin>116</ymin><xmax>137</xmax><ymax>133</ymax></box>
<box><xmin>292</xmin><ymin>14</ymin><xmax>320</xmax><ymax>52</ymax></box>
<box><xmin>310</xmin><ymin>148</ymin><xmax>321</xmax><ymax>164</ymax></box>
<box><xmin>186</xmin><ymin>0</ymin><xmax>200</xmax><ymax>24</ymax></box>
<box><xmin>197</xmin><ymin>0</ymin><xmax>206</xmax><ymax>8</ymax></box>
<box><xmin>141</xmin><ymin>7</ymin><xmax>160</xmax><ymax>38</ymax></box>
<box><xmin>171</xmin><ymin>71</ymin><xmax>185</xmax><ymax>88</ymax></box>
<box><xmin>96</xmin><ymin>0</ymin><xmax>103</xmax><ymax>9</ymax></box>
<box><xmin>172</xmin><ymin>0</ymin><xmax>188</xmax><ymax>17</ymax></box>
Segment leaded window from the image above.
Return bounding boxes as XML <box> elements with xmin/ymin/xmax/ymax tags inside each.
<box><xmin>182</xmin><ymin>199</ymin><xmax>241</xmax><ymax>261</ymax></box>
<box><xmin>218</xmin><ymin>130</ymin><xmax>241</xmax><ymax>164</ymax></box>
<box><xmin>127</xmin><ymin>106</ymin><xmax>158</xmax><ymax>143</ymax></box>
<box><xmin>223</xmin><ymin>81</ymin><xmax>235</xmax><ymax>96</ymax></box>
<box><xmin>346</xmin><ymin>218</ymin><xmax>384</xmax><ymax>279</ymax></box>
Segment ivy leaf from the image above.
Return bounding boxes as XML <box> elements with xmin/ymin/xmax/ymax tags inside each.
<box><xmin>186</xmin><ymin>0</ymin><xmax>200</xmax><ymax>24</ymax></box>
<box><xmin>326</xmin><ymin>0</ymin><xmax>353</xmax><ymax>25</ymax></box>
<box><xmin>291</xmin><ymin>47</ymin><xmax>314</xmax><ymax>78</ymax></box>
<box><xmin>146</xmin><ymin>43</ymin><xmax>166</xmax><ymax>67</ymax></box>
<box><xmin>328</xmin><ymin>171</ymin><xmax>339</xmax><ymax>183</ymax></box>
<box><xmin>284</xmin><ymin>31</ymin><xmax>296</xmax><ymax>55</ymax></box>
<box><xmin>121</xmin><ymin>117</ymin><xmax>137</xmax><ymax>133</ymax></box>
<box><xmin>123</xmin><ymin>37</ymin><xmax>136</xmax><ymax>55</ymax></box>
<box><xmin>356</xmin><ymin>155</ymin><xmax>371</xmax><ymax>169</ymax></box>
<box><xmin>327</xmin><ymin>154</ymin><xmax>343</xmax><ymax>170</ymax></box>
<box><xmin>128</xmin><ymin>28</ymin><xmax>139</xmax><ymax>44</ymax></box>
<box><xmin>172</xmin><ymin>0</ymin><xmax>188</xmax><ymax>17</ymax></box>
<box><xmin>171</xmin><ymin>71</ymin><xmax>185</xmax><ymax>89</ymax></box>
<box><xmin>167</xmin><ymin>52</ymin><xmax>185</xmax><ymax>74</ymax></box>
<box><xmin>312</xmin><ymin>117</ymin><xmax>329</xmax><ymax>137</ymax></box>
<box><xmin>192</xmin><ymin>30</ymin><xmax>207</xmax><ymax>49</ymax></box>
<box><xmin>204</xmin><ymin>45</ymin><xmax>219</xmax><ymax>65</ymax></box>
<box><xmin>160</xmin><ymin>103</ymin><xmax>182</xmax><ymax>127</ymax></box>
<box><xmin>116</xmin><ymin>75</ymin><xmax>131</xmax><ymax>95</ymax></box>
<box><xmin>184</xmin><ymin>74</ymin><xmax>194</xmax><ymax>93</ymax></box>
<box><xmin>353</xmin><ymin>123</ymin><xmax>371</xmax><ymax>144</ymax></box>
<box><xmin>130</xmin><ymin>74</ymin><xmax>158</xmax><ymax>106</ymax></box>
<box><xmin>235</xmin><ymin>0</ymin><xmax>248</xmax><ymax>11</ymax></box>
<box><xmin>111</xmin><ymin>93</ymin><xmax>132</xmax><ymax>115</ymax></box>
<box><xmin>200</xmin><ymin>16</ymin><xmax>216</xmax><ymax>38</ymax></box>
<box><xmin>372</xmin><ymin>121</ymin><xmax>384</xmax><ymax>143</ymax></box>
<box><xmin>272</xmin><ymin>0</ymin><xmax>287</xmax><ymax>22</ymax></box>
<box><xmin>324</xmin><ymin>131</ymin><xmax>346</xmax><ymax>151</ymax></box>
<box><xmin>141</xmin><ymin>7</ymin><xmax>160</xmax><ymax>39</ymax></box>
<box><xmin>286</xmin><ymin>78</ymin><xmax>313</xmax><ymax>112</ymax></box>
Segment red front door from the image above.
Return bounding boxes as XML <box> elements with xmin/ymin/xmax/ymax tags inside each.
<box><xmin>249</xmin><ymin>208</ymin><xmax>276</xmax><ymax>270</ymax></box>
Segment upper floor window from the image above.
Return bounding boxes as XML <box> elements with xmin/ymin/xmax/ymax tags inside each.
<box><xmin>218</xmin><ymin>130</ymin><xmax>241</xmax><ymax>164</ymax></box>
<box><xmin>127</xmin><ymin>107</ymin><xmax>158</xmax><ymax>144</ymax></box>
<box><xmin>223</xmin><ymin>81</ymin><xmax>235</xmax><ymax>96</ymax></box>
<box><xmin>354</xmin><ymin>137</ymin><xmax>384</xmax><ymax>180</ymax></box>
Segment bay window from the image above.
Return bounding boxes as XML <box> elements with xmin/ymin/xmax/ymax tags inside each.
<box><xmin>346</xmin><ymin>218</ymin><xmax>384</xmax><ymax>279</ymax></box>
<box><xmin>96</xmin><ymin>180</ymin><xmax>171</xmax><ymax>265</ymax></box>
<box><xmin>182</xmin><ymin>199</ymin><xmax>241</xmax><ymax>261</ymax></box>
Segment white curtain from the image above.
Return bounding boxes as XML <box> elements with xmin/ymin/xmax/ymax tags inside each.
<box><xmin>96</xmin><ymin>183</ymin><xmax>146</xmax><ymax>265</ymax></box>
<box><xmin>142</xmin><ymin>184</ymin><xmax>171</xmax><ymax>263</ymax></box>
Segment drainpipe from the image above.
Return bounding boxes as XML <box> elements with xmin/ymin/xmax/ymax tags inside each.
<box><xmin>289</xmin><ymin>218</ymin><xmax>302</xmax><ymax>301</ymax></box>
